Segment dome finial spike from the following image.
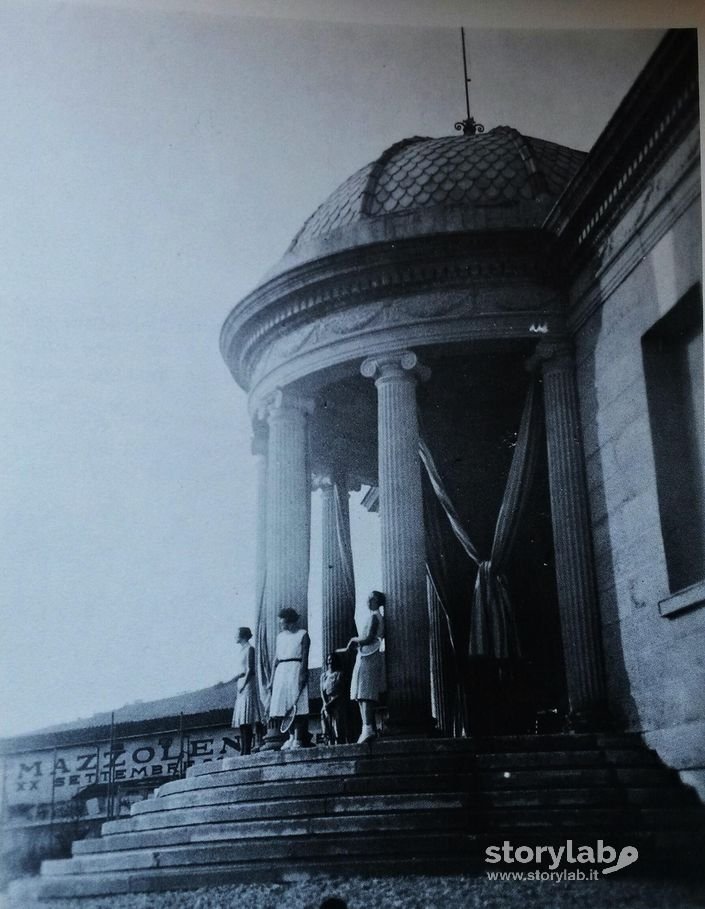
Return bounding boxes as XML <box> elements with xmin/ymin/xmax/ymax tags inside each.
<box><xmin>454</xmin><ymin>27</ymin><xmax>485</xmax><ymax>136</ymax></box>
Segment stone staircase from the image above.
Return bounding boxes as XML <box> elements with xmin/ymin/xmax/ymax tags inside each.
<box><xmin>15</xmin><ymin>734</ymin><xmax>705</xmax><ymax>900</ymax></box>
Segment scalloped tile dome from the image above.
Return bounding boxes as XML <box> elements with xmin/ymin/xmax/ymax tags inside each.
<box><xmin>289</xmin><ymin>127</ymin><xmax>586</xmax><ymax>251</ymax></box>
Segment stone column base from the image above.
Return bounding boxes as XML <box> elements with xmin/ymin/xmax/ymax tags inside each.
<box><xmin>259</xmin><ymin>718</ymin><xmax>287</xmax><ymax>751</ymax></box>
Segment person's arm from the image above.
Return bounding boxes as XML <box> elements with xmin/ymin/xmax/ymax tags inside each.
<box><xmin>239</xmin><ymin>646</ymin><xmax>255</xmax><ymax>693</ymax></box>
<box><xmin>354</xmin><ymin>613</ymin><xmax>379</xmax><ymax>648</ymax></box>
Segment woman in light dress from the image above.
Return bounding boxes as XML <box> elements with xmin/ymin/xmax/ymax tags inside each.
<box><xmin>231</xmin><ymin>626</ymin><xmax>262</xmax><ymax>756</ymax></box>
<box><xmin>269</xmin><ymin>607</ymin><xmax>310</xmax><ymax>750</ymax></box>
<box><xmin>343</xmin><ymin>591</ymin><xmax>386</xmax><ymax>743</ymax></box>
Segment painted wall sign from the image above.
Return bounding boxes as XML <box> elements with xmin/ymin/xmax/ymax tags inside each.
<box><xmin>1</xmin><ymin>726</ymin><xmax>239</xmax><ymax>826</ymax></box>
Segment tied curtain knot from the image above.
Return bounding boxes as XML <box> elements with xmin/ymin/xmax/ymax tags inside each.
<box><xmin>470</xmin><ymin>560</ymin><xmax>519</xmax><ymax>661</ymax></box>
<box><xmin>421</xmin><ymin>379</ymin><xmax>542</xmax><ymax>663</ymax></box>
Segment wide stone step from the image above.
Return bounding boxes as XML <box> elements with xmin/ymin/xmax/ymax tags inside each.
<box><xmin>128</xmin><ymin>772</ymin><xmax>471</xmax><ymax>815</ymax></box>
<box><xmin>476</xmin><ymin>785</ymin><xmax>695</xmax><ymax>809</ymax></box>
<box><xmin>474</xmin><ymin>749</ymin><xmax>659</xmax><ymax>769</ymax></box>
<box><xmin>186</xmin><ymin>735</ymin><xmax>643</xmax><ymax>779</ymax></box>
<box><xmin>477</xmin><ymin>766</ymin><xmax>672</xmax><ymax>789</ymax></box>
<box><xmin>31</xmin><ymin>734</ymin><xmax>703</xmax><ymax>902</ymax></box>
<box><xmin>122</xmin><ymin>774</ymin><xmax>693</xmax><ymax>825</ymax></box>
<box><xmin>104</xmin><ymin>791</ymin><xmax>468</xmax><ymax>834</ymax></box>
<box><xmin>35</xmin><ymin>826</ymin><xmax>705</xmax><ymax>901</ymax></box>
<box><xmin>75</xmin><ymin>806</ymin><xmax>468</xmax><ymax>855</ymax></box>
<box><xmin>115</xmin><ymin>768</ymin><xmax>677</xmax><ymax>831</ymax></box>
<box><xmin>83</xmin><ymin>801</ymin><xmax>705</xmax><ymax>860</ymax></box>
<box><xmin>166</xmin><ymin>747</ymin><xmax>659</xmax><ymax>796</ymax></box>
<box><xmin>102</xmin><ymin>767</ymin><xmax>680</xmax><ymax>839</ymax></box>
<box><xmin>158</xmin><ymin>753</ymin><xmax>477</xmax><ymax>798</ymax></box>
<box><xmin>44</xmin><ymin>806</ymin><xmax>705</xmax><ymax>881</ymax></box>
<box><xmin>186</xmin><ymin>740</ymin><xmax>475</xmax><ymax>780</ymax></box>
<box><xmin>45</xmin><ymin>831</ymin><xmax>475</xmax><ymax>876</ymax></box>
<box><xmin>213</xmin><ymin>733</ymin><xmax>646</xmax><ymax>770</ymax></box>
<box><xmin>194</xmin><ymin>737</ymin><xmax>478</xmax><ymax>775</ymax></box>
<box><xmin>99</xmin><ymin>794</ymin><xmax>704</xmax><ymax>844</ymax></box>
<box><xmin>485</xmin><ymin>806</ymin><xmax>705</xmax><ymax>831</ymax></box>
<box><xmin>33</xmin><ymin>853</ymin><xmax>479</xmax><ymax>900</ymax></box>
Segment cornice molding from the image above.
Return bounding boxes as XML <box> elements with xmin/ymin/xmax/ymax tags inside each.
<box><xmin>247</xmin><ymin>299</ymin><xmax>566</xmax><ymax>417</ymax></box>
<box><xmin>221</xmin><ymin>230</ymin><xmax>557</xmax><ymax>391</ymax></box>
<box><xmin>567</xmin><ymin>132</ymin><xmax>700</xmax><ymax>334</ymax></box>
<box><xmin>546</xmin><ymin>30</ymin><xmax>699</xmax><ymax>275</ymax></box>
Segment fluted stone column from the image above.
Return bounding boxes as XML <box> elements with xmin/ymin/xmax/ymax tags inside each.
<box><xmin>258</xmin><ymin>390</ymin><xmax>313</xmax><ymax>748</ymax></box>
<box><xmin>263</xmin><ymin>389</ymin><xmax>313</xmax><ymax>630</ymax></box>
<box><xmin>320</xmin><ymin>477</ymin><xmax>356</xmax><ymax>659</ymax></box>
<box><xmin>252</xmin><ymin>423</ymin><xmax>268</xmax><ymax>604</ymax></box>
<box><xmin>361</xmin><ymin>350</ymin><xmax>433</xmax><ymax>734</ymax></box>
<box><xmin>539</xmin><ymin>342</ymin><xmax>607</xmax><ymax>728</ymax></box>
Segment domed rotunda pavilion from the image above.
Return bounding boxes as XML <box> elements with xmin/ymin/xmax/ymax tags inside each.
<box><xmin>220</xmin><ymin>125</ymin><xmax>601</xmax><ymax>738</ymax></box>
<box><xmin>24</xmin><ymin>33</ymin><xmax>703</xmax><ymax>898</ymax></box>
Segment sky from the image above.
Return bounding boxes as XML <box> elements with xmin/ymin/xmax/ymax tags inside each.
<box><xmin>0</xmin><ymin>0</ymin><xmax>669</xmax><ymax>736</ymax></box>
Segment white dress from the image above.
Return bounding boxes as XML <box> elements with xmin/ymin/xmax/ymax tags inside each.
<box><xmin>350</xmin><ymin>609</ymin><xmax>386</xmax><ymax>701</ymax></box>
<box><xmin>269</xmin><ymin>628</ymin><xmax>309</xmax><ymax>717</ymax></box>
<box><xmin>231</xmin><ymin>643</ymin><xmax>263</xmax><ymax>727</ymax></box>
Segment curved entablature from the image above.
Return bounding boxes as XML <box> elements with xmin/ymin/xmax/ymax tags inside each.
<box><xmin>244</xmin><ymin>291</ymin><xmax>563</xmax><ymax>417</ymax></box>
<box><xmin>221</xmin><ymin>228</ymin><xmax>563</xmax><ymax>403</ymax></box>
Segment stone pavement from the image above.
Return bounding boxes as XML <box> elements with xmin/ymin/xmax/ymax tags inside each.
<box><xmin>4</xmin><ymin>871</ymin><xmax>705</xmax><ymax>909</ymax></box>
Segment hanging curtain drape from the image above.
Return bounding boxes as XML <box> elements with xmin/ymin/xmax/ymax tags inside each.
<box><xmin>419</xmin><ymin>439</ymin><xmax>481</xmax><ymax>567</ymax></box>
<box><xmin>469</xmin><ymin>380</ymin><xmax>542</xmax><ymax>658</ymax></box>
<box><xmin>254</xmin><ymin>575</ymin><xmax>271</xmax><ymax>715</ymax></box>
<box><xmin>422</xmin><ymin>467</ymin><xmax>468</xmax><ymax>735</ymax></box>
<box><xmin>333</xmin><ymin>482</ymin><xmax>356</xmax><ymax>613</ymax></box>
<box><xmin>419</xmin><ymin>378</ymin><xmax>542</xmax><ymax>663</ymax></box>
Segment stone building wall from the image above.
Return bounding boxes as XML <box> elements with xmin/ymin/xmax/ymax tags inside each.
<box><xmin>570</xmin><ymin>120</ymin><xmax>705</xmax><ymax>798</ymax></box>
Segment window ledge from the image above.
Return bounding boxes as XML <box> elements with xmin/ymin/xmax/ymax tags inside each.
<box><xmin>659</xmin><ymin>580</ymin><xmax>705</xmax><ymax>617</ymax></box>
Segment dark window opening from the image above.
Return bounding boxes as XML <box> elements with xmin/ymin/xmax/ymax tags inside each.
<box><xmin>642</xmin><ymin>285</ymin><xmax>705</xmax><ymax>593</ymax></box>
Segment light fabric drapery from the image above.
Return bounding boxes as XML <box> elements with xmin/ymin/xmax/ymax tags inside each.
<box><xmin>420</xmin><ymin>379</ymin><xmax>542</xmax><ymax>661</ymax></box>
<box><xmin>419</xmin><ymin>438</ymin><xmax>481</xmax><ymax>566</ymax></box>
<box><xmin>254</xmin><ymin>576</ymin><xmax>271</xmax><ymax>715</ymax></box>
<box><xmin>422</xmin><ymin>462</ymin><xmax>469</xmax><ymax>734</ymax></box>
<box><xmin>469</xmin><ymin>381</ymin><xmax>542</xmax><ymax>658</ymax></box>
<box><xmin>334</xmin><ymin>482</ymin><xmax>356</xmax><ymax>613</ymax></box>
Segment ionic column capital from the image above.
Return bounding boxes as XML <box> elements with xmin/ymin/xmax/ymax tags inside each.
<box><xmin>526</xmin><ymin>339</ymin><xmax>574</xmax><ymax>374</ymax></box>
<box><xmin>361</xmin><ymin>350</ymin><xmax>431</xmax><ymax>385</ymax></box>
<box><xmin>312</xmin><ymin>470</ymin><xmax>351</xmax><ymax>493</ymax></box>
<box><xmin>258</xmin><ymin>387</ymin><xmax>315</xmax><ymax>423</ymax></box>
<box><xmin>312</xmin><ymin>473</ymin><xmax>334</xmax><ymax>493</ymax></box>
<box><xmin>250</xmin><ymin>419</ymin><xmax>269</xmax><ymax>457</ymax></box>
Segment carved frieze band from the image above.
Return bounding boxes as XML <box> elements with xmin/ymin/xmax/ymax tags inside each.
<box><xmin>249</xmin><ymin>286</ymin><xmax>561</xmax><ymax>393</ymax></box>
<box><xmin>222</xmin><ymin>238</ymin><xmax>557</xmax><ymax>388</ymax></box>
